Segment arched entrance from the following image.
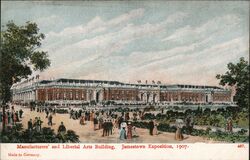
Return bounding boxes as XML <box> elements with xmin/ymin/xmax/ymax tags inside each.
<box><xmin>146</xmin><ymin>93</ymin><xmax>150</xmax><ymax>103</ymax></box>
<box><xmin>96</xmin><ymin>91</ymin><xmax>100</xmax><ymax>103</ymax></box>
<box><xmin>206</xmin><ymin>95</ymin><xmax>208</xmax><ymax>103</ymax></box>
<box><xmin>153</xmin><ymin>94</ymin><xmax>157</xmax><ymax>103</ymax></box>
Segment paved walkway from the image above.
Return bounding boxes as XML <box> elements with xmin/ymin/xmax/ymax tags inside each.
<box><xmin>1</xmin><ymin>106</ymin><xmax>218</xmax><ymax>143</ymax></box>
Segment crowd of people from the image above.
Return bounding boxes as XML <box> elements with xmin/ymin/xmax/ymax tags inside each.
<box><xmin>5</xmin><ymin>104</ymin><xmax>235</xmax><ymax>142</ymax></box>
<box><xmin>26</xmin><ymin>106</ymin><xmax>146</xmax><ymax>140</ymax></box>
<box><xmin>0</xmin><ymin>105</ymin><xmax>23</xmax><ymax>126</ymax></box>
<box><xmin>28</xmin><ymin>117</ymin><xmax>43</xmax><ymax>132</ymax></box>
<box><xmin>67</xmin><ymin>108</ymin><xmax>160</xmax><ymax>141</ymax></box>
<box><xmin>26</xmin><ymin>107</ymin><xmax>68</xmax><ymax>137</ymax></box>
<box><xmin>0</xmin><ymin>105</ymin><xmax>170</xmax><ymax>141</ymax></box>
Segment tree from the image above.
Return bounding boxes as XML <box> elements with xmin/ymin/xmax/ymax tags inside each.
<box><xmin>216</xmin><ymin>57</ymin><xmax>249</xmax><ymax>112</ymax></box>
<box><xmin>0</xmin><ymin>21</ymin><xmax>50</xmax><ymax>132</ymax></box>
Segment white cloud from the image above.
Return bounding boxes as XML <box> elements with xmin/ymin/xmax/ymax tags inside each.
<box><xmin>162</xmin><ymin>14</ymin><xmax>241</xmax><ymax>43</ymax></box>
<box><xmin>44</xmin><ymin>11</ymin><xmax>188</xmax><ymax>69</ymax></box>
<box><xmin>39</xmin><ymin>11</ymin><xmax>248</xmax><ymax>86</ymax></box>
<box><xmin>41</xmin><ymin>8</ymin><xmax>146</xmax><ymax>59</ymax></box>
<box><xmin>45</xmin><ymin>8</ymin><xmax>145</xmax><ymax>40</ymax></box>
<box><xmin>124</xmin><ymin>36</ymin><xmax>248</xmax><ymax>85</ymax></box>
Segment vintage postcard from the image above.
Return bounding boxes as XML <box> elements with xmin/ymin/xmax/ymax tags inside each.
<box><xmin>0</xmin><ymin>1</ymin><xmax>249</xmax><ymax>160</ymax></box>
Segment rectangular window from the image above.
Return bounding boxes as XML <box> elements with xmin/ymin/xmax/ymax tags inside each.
<box><xmin>70</xmin><ymin>92</ymin><xmax>73</xmax><ymax>99</ymax></box>
<box><xmin>76</xmin><ymin>92</ymin><xmax>79</xmax><ymax>99</ymax></box>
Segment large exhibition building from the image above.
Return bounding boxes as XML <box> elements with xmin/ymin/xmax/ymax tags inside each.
<box><xmin>10</xmin><ymin>78</ymin><xmax>233</xmax><ymax>106</ymax></box>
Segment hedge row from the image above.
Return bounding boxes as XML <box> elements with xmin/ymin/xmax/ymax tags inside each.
<box><xmin>132</xmin><ymin>121</ymin><xmax>249</xmax><ymax>143</ymax></box>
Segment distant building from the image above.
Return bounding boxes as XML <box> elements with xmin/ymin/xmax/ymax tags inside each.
<box><xmin>11</xmin><ymin>78</ymin><xmax>232</xmax><ymax>106</ymax></box>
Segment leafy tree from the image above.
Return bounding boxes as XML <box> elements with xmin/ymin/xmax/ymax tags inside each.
<box><xmin>216</xmin><ymin>57</ymin><xmax>249</xmax><ymax>112</ymax></box>
<box><xmin>1</xmin><ymin>125</ymin><xmax>80</xmax><ymax>143</ymax></box>
<box><xmin>0</xmin><ymin>21</ymin><xmax>50</xmax><ymax>131</ymax></box>
<box><xmin>64</xmin><ymin>130</ymin><xmax>80</xmax><ymax>143</ymax></box>
<box><xmin>203</xmin><ymin>108</ymin><xmax>211</xmax><ymax>115</ymax></box>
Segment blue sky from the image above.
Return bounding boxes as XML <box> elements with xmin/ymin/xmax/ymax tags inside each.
<box><xmin>1</xmin><ymin>1</ymin><xmax>249</xmax><ymax>85</ymax></box>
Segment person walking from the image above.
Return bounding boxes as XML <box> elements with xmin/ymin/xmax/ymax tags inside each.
<box><xmin>75</xmin><ymin>111</ymin><xmax>78</xmax><ymax>119</ymax></box>
<box><xmin>46</xmin><ymin>110</ymin><xmax>49</xmax><ymax>118</ymax></box>
<box><xmin>80</xmin><ymin>116</ymin><xmax>85</xmax><ymax>125</ymax></box>
<box><xmin>28</xmin><ymin>119</ymin><xmax>33</xmax><ymax>131</ymax></box>
<box><xmin>118</xmin><ymin>117</ymin><xmax>123</xmax><ymax>129</ymax></box>
<box><xmin>48</xmin><ymin>114</ymin><xmax>53</xmax><ymax>126</ymax></box>
<box><xmin>15</xmin><ymin>111</ymin><xmax>19</xmax><ymax>122</ymax></box>
<box><xmin>7</xmin><ymin>111</ymin><xmax>11</xmax><ymax>125</ymax></box>
<box><xmin>93</xmin><ymin>117</ymin><xmax>98</xmax><ymax>130</ymax></box>
<box><xmin>13</xmin><ymin>112</ymin><xmax>17</xmax><ymax>125</ymax></box>
<box><xmin>175</xmin><ymin>119</ymin><xmax>184</xmax><ymax>141</ymax></box>
<box><xmin>58</xmin><ymin>122</ymin><xmax>66</xmax><ymax>134</ymax></box>
<box><xmin>175</xmin><ymin>126</ymin><xmax>184</xmax><ymax>141</ymax></box>
<box><xmin>102</xmin><ymin>120</ymin><xmax>107</xmax><ymax>137</ymax></box>
<box><xmin>90</xmin><ymin>111</ymin><xmax>94</xmax><ymax>121</ymax></box>
<box><xmin>37</xmin><ymin>117</ymin><xmax>43</xmax><ymax>131</ymax></box>
<box><xmin>119</xmin><ymin>127</ymin><xmax>127</xmax><ymax>140</ymax></box>
<box><xmin>227</xmin><ymin>118</ymin><xmax>233</xmax><ymax>132</ymax></box>
<box><xmin>149</xmin><ymin>120</ymin><xmax>154</xmax><ymax>136</ymax></box>
<box><xmin>153</xmin><ymin>120</ymin><xmax>158</xmax><ymax>135</ymax></box>
<box><xmin>132</xmin><ymin>126</ymin><xmax>138</xmax><ymax>137</ymax></box>
<box><xmin>99</xmin><ymin>117</ymin><xmax>103</xmax><ymax>129</ymax></box>
<box><xmin>127</xmin><ymin>122</ymin><xmax>133</xmax><ymax>139</ymax></box>
<box><xmin>33</xmin><ymin>117</ymin><xmax>40</xmax><ymax>132</ymax></box>
<box><xmin>19</xmin><ymin>109</ymin><xmax>23</xmax><ymax>118</ymax></box>
<box><xmin>70</xmin><ymin>109</ymin><xmax>74</xmax><ymax>119</ymax></box>
<box><xmin>106</xmin><ymin>120</ymin><xmax>111</xmax><ymax>136</ymax></box>
<box><xmin>108</xmin><ymin>119</ymin><xmax>113</xmax><ymax>135</ymax></box>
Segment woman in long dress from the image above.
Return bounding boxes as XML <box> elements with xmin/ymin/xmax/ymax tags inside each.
<box><xmin>175</xmin><ymin>126</ymin><xmax>184</xmax><ymax>141</ymax></box>
<box><xmin>80</xmin><ymin>116</ymin><xmax>85</xmax><ymax>125</ymax></box>
<box><xmin>132</xmin><ymin>126</ymin><xmax>138</xmax><ymax>137</ymax></box>
<box><xmin>127</xmin><ymin>122</ymin><xmax>133</xmax><ymax>139</ymax></box>
<box><xmin>119</xmin><ymin>127</ymin><xmax>127</xmax><ymax>140</ymax></box>
<box><xmin>13</xmin><ymin>112</ymin><xmax>17</xmax><ymax>125</ymax></box>
<box><xmin>8</xmin><ymin>111</ymin><xmax>12</xmax><ymax>124</ymax></box>
<box><xmin>90</xmin><ymin>111</ymin><xmax>94</xmax><ymax>121</ymax></box>
<box><xmin>153</xmin><ymin>120</ymin><xmax>158</xmax><ymax>135</ymax></box>
<box><xmin>175</xmin><ymin>119</ymin><xmax>184</xmax><ymax>141</ymax></box>
<box><xmin>4</xmin><ymin>112</ymin><xmax>8</xmax><ymax>125</ymax></box>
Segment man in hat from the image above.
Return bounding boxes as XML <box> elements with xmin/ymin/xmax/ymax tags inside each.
<box><xmin>108</xmin><ymin>119</ymin><xmax>113</xmax><ymax>135</ymax></box>
<box><xmin>102</xmin><ymin>120</ymin><xmax>107</xmax><ymax>137</ymax></box>
<box><xmin>48</xmin><ymin>114</ymin><xmax>53</xmax><ymax>126</ymax></box>
<box><xmin>58</xmin><ymin>122</ymin><xmax>66</xmax><ymax>134</ymax></box>
<box><xmin>19</xmin><ymin>109</ymin><xmax>23</xmax><ymax>118</ymax></box>
<box><xmin>37</xmin><ymin>117</ymin><xmax>43</xmax><ymax>131</ymax></box>
<box><xmin>28</xmin><ymin>119</ymin><xmax>33</xmax><ymax>131</ymax></box>
<box><xmin>93</xmin><ymin>116</ymin><xmax>98</xmax><ymax>130</ymax></box>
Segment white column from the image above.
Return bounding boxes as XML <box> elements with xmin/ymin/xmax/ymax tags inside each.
<box><xmin>148</xmin><ymin>93</ymin><xmax>153</xmax><ymax>102</ymax></box>
<box><xmin>93</xmin><ymin>90</ymin><xmax>96</xmax><ymax>101</ymax></box>
<box><xmin>86</xmin><ymin>90</ymin><xmax>90</xmax><ymax>101</ymax></box>
<box><xmin>99</xmin><ymin>90</ymin><xmax>104</xmax><ymax>102</ymax></box>
<box><xmin>143</xmin><ymin>93</ymin><xmax>147</xmax><ymax>102</ymax></box>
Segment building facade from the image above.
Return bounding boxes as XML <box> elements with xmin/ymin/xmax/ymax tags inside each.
<box><xmin>11</xmin><ymin>78</ymin><xmax>233</xmax><ymax>106</ymax></box>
